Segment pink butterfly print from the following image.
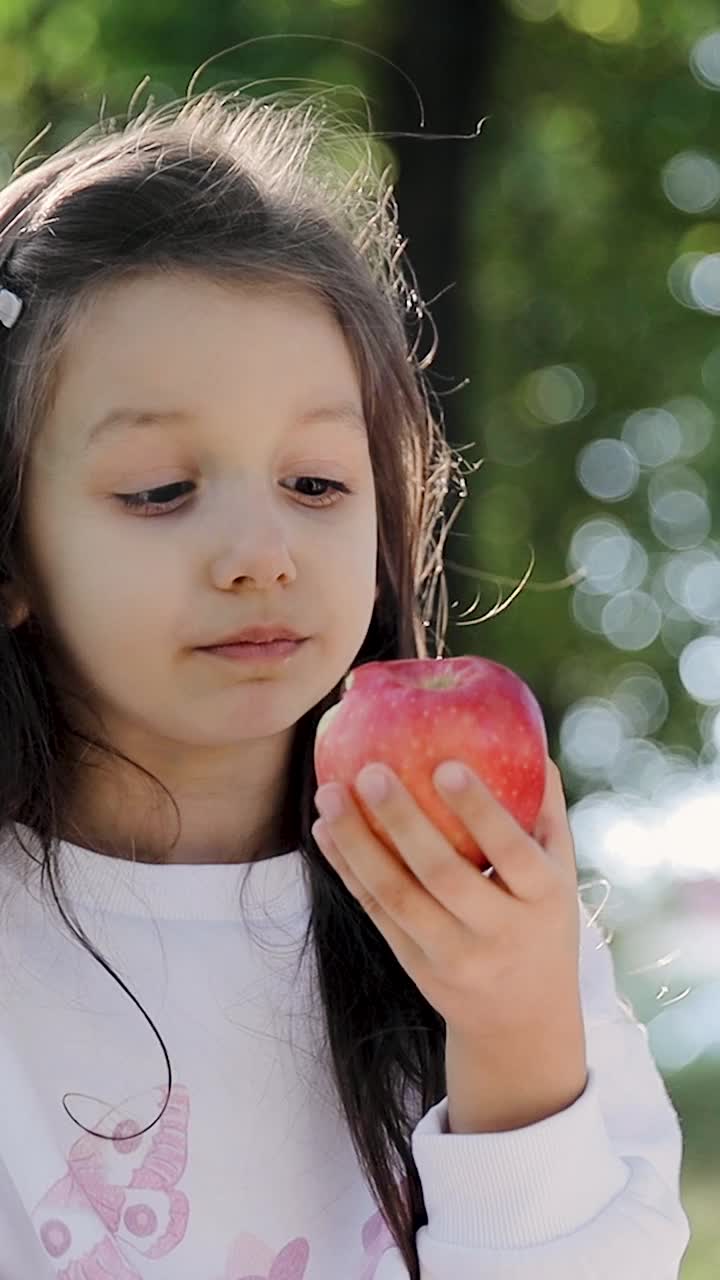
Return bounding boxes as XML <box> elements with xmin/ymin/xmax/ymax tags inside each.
<box><xmin>358</xmin><ymin>1175</ymin><xmax>409</xmax><ymax>1280</ymax></box>
<box><xmin>33</xmin><ymin>1085</ymin><xmax>190</xmax><ymax>1278</ymax></box>
<box><xmin>357</xmin><ymin>1207</ymin><xmax>398</xmax><ymax>1280</ymax></box>
<box><xmin>217</xmin><ymin>1232</ymin><xmax>310</xmax><ymax>1280</ymax></box>
<box><xmin>215</xmin><ymin>1181</ymin><xmax>404</xmax><ymax>1280</ymax></box>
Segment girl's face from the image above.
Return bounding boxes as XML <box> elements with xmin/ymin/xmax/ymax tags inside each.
<box><xmin>14</xmin><ymin>272</ymin><xmax>378</xmax><ymax>856</ymax></box>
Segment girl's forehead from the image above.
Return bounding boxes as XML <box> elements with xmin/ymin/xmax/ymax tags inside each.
<box><xmin>35</xmin><ymin>276</ymin><xmax>361</xmax><ymax>461</ymax></box>
<box><xmin>44</xmin><ymin>274</ymin><xmax>323</xmax><ymax>391</ymax></box>
<box><xmin>75</xmin><ymin>270</ymin><xmax>324</xmax><ymax>320</ymax></box>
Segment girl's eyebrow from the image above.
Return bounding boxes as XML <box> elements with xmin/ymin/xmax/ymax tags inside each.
<box><xmin>82</xmin><ymin>401</ymin><xmax>368</xmax><ymax>450</ymax></box>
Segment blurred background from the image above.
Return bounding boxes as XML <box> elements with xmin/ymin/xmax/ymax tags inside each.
<box><xmin>1</xmin><ymin>1</ymin><xmax>717</xmax><ymax>1273</ymax></box>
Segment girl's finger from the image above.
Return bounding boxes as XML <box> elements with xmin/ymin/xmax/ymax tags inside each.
<box><xmin>311</xmin><ymin>817</ymin><xmax>437</xmax><ymax>978</ymax></box>
<box><xmin>533</xmin><ymin>762</ymin><xmax>577</xmax><ymax>873</ymax></box>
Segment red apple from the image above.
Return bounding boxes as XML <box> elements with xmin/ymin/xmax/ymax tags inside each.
<box><xmin>314</xmin><ymin>656</ymin><xmax>548</xmax><ymax>871</ymax></box>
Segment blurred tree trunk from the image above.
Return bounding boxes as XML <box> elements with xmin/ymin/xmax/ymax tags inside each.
<box><xmin>378</xmin><ymin>1</ymin><xmax>508</xmax><ymax>445</ymax></box>
<box><xmin>378</xmin><ymin>1</ymin><xmax>510</xmax><ymax>659</ymax></box>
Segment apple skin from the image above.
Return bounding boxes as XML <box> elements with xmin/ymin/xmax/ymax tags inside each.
<box><xmin>314</xmin><ymin>656</ymin><xmax>548</xmax><ymax>871</ymax></box>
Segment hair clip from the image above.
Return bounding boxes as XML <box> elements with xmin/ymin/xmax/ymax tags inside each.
<box><xmin>0</xmin><ymin>286</ymin><xmax>22</xmax><ymax>329</ymax></box>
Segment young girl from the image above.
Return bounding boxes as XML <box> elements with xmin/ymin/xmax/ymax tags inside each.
<box><xmin>0</xmin><ymin>87</ymin><xmax>689</xmax><ymax>1280</ymax></box>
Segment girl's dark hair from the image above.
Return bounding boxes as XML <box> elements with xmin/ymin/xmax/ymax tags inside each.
<box><xmin>0</xmin><ymin>88</ymin><xmax>474</xmax><ymax>1278</ymax></box>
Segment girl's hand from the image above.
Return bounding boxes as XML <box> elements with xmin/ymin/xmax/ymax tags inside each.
<box><xmin>312</xmin><ymin>759</ymin><xmax>583</xmax><ymax>1048</ymax></box>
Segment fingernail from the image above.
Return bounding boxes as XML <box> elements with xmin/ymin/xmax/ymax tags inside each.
<box><xmin>315</xmin><ymin>784</ymin><xmax>345</xmax><ymax>822</ymax></box>
<box><xmin>356</xmin><ymin>766</ymin><xmax>390</xmax><ymax>804</ymax></box>
<box><xmin>434</xmin><ymin>761</ymin><xmax>469</xmax><ymax>792</ymax></box>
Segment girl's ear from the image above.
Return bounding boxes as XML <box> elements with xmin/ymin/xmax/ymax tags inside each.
<box><xmin>0</xmin><ymin>585</ymin><xmax>30</xmax><ymax>630</ymax></box>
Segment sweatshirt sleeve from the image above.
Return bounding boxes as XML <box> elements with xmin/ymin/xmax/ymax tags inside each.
<box><xmin>399</xmin><ymin>895</ymin><xmax>691</xmax><ymax>1279</ymax></box>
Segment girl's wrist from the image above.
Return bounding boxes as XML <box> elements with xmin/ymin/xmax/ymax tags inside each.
<box><xmin>445</xmin><ymin>1017</ymin><xmax>588</xmax><ymax>1135</ymax></box>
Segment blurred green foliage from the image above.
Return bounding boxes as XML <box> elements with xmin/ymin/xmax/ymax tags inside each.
<box><xmin>1</xmin><ymin>1</ymin><xmax>718</xmax><ymax>1273</ymax></box>
<box><xmin>463</xmin><ymin>1</ymin><xmax>720</xmax><ymax>758</ymax></box>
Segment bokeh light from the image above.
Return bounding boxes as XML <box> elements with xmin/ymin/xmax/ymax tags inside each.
<box><xmin>662</xmin><ymin>150</ymin><xmax>720</xmax><ymax>214</ymax></box>
<box><xmin>690</xmin><ymin>29</ymin><xmax>720</xmax><ymax>91</ymax></box>
<box><xmin>647</xmin><ymin>466</ymin><xmax>711</xmax><ymax>550</ymax></box>
<box><xmin>576</xmin><ymin>437</ymin><xmax>640</xmax><ymax>502</ymax></box>
<box><xmin>559</xmin><ymin>0</ymin><xmax>640</xmax><ymax>43</ymax></box>
<box><xmin>621</xmin><ymin>407</ymin><xmax>685</xmax><ymax>467</ymax></box>
<box><xmin>506</xmin><ymin>0</ymin><xmax>561</xmax><ymax>19</ymax></box>
<box><xmin>679</xmin><ymin>635</ymin><xmax>720</xmax><ymax>704</ymax></box>
<box><xmin>689</xmin><ymin>253</ymin><xmax>720</xmax><ymax>313</ymax></box>
<box><xmin>521</xmin><ymin>363</ymin><xmax>594</xmax><ymax>424</ymax></box>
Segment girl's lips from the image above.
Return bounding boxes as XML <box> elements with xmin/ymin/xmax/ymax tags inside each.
<box><xmin>201</xmin><ymin>638</ymin><xmax>307</xmax><ymax>662</ymax></box>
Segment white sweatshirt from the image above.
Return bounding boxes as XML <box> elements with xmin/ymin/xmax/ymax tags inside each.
<box><xmin>0</xmin><ymin>821</ymin><xmax>690</xmax><ymax>1279</ymax></box>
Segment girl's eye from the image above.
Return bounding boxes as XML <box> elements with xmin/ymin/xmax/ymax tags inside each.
<box><xmin>115</xmin><ymin>481</ymin><xmax>195</xmax><ymax>514</ymax></box>
<box><xmin>114</xmin><ymin>477</ymin><xmax>352</xmax><ymax>516</ymax></box>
